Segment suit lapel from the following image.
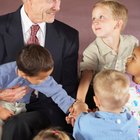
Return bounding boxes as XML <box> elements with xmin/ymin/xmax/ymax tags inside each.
<box><xmin>4</xmin><ymin>7</ymin><xmax>24</xmax><ymax>60</ymax></box>
<box><xmin>44</xmin><ymin>21</ymin><xmax>63</xmax><ymax>56</ymax></box>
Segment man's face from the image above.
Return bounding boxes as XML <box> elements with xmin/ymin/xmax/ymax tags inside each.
<box><xmin>126</xmin><ymin>47</ymin><xmax>140</xmax><ymax>76</ymax></box>
<box><xmin>26</xmin><ymin>0</ymin><xmax>61</xmax><ymax>23</ymax></box>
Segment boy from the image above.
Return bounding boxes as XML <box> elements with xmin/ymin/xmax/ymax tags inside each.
<box><xmin>0</xmin><ymin>44</ymin><xmax>85</xmax><ymax>138</ymax></box>
<box><xmin>125</xmin><ymin>46</ymin><xmax>140</xmax><ymax>136</ymax></box>
<box><xmin>77</xmin><ymin>0</ymin><xmax>139</xmax><ymax>109</ymax></box>
<box><xmin>73</xmin><ymin>70</ymin><xmax>139</xmax><ymax>140</ymax></box>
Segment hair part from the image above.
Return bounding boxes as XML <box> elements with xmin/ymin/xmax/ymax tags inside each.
<box><xmin>16</xmin><ymin>44</ymin><xmax>54</xmax><ymax>76</ymax></box>
<box><xmin>93</xmin><ymin>69</ymin><xmax>130</xmax><ymax>110</ymax></box>
<box><xmin>33</xmin><ymin>128</ymin><xmax>70</xmax><ymax>140</ymax></box>
<box><xmin>94</xmin><ymin>0</ymin><xmax>128</xmax><ymax>31</ymax></box>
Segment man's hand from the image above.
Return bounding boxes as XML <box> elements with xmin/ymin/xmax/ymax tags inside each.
<box><xmin>0</xmin><ymin>85</ymin><xmax>29</xmax><ymax>102</ymax></box>
<box><xmin>0</xmin><ymin>106</ymin><xmax>14</xmax><ymax>121</ymax></box>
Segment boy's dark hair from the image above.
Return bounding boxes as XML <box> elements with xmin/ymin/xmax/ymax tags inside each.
<box><xmin>16</xmin><ymin>44</ymin><xmax>54</xmax><ymax>76</ymax></box>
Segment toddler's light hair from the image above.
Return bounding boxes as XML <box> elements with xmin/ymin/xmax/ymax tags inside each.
<box><xmin>33</xmin><ymin>128</ymin><xmax>70</xmax><ymax>140</ymax></box>
<box><xmin>93</xmin><ymin>69</ymin><xmax>130</xmax><ymax>110</ymax></box>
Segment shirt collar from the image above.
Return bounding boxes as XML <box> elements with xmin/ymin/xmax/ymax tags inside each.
<box><xmin>95</xmin><ymin>110</ymin><xmax>129</xmax><ymax>121</ymax></box>
<box><xmin>96</xmin><ymin>35</ymin><xmax>123</xmax><ymax>56</ymax></box>
<box><xmin>20</xmin><ymin>6</ymin><xmax>46</xmax><ymax>36</ymax></box>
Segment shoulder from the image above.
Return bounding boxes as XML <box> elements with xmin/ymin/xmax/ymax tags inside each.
<box><xmin>0</xmin><ymin>61</ymin><xmax>16</xmax><ymax>72</ymax></box>
<box><xmin>0</xmin><ymin>61</ymin><xmax>17</xmax><ymax>71</ymax></box>
<box><xmin>121</xmin><ymin>35</ymin><xmax>139</xmax><ymax>45</ymax></box>
<box><xmin>52</xmin><ymin>20</ymin><xmax>79</xmax><ymax>37</ymax></box>
<box><xmin>83</xmin><ymin>38</ymin><xmax>99</xmax><ymax>54</ymax></box>
<box><xmin>0</xmin><ymin>8</ymin><xmax>20</xmax><ymax>31</ymax></box>
<box><xmin>75</xmin><ymin>112</ymin><xmax>95</xmax><ymax>124</ymax></box>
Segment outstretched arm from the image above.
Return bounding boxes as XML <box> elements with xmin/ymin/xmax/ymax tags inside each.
<box><xmin>76</xmin><ymin>70</ymin><xmax>93</xmax><ymax>102</ymax></box>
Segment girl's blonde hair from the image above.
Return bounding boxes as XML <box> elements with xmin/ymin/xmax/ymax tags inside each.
<box><xmin>94</xmin><ymin>0</ymin><xmax>128</xmax><ymax>31</ymax></box>
<box><xmin>33</xmin><ymin>128</ymin><xmax>70</xmax><ymax>140</ymax></box>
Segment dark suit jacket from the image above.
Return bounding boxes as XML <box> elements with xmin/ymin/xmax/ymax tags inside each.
<box><xmin>0</xmin><ymin>7</ymin><xmax>79</xmax><ymax>97</ymax></box>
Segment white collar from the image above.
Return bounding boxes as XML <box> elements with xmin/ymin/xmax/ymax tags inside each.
<box><xmin>20</xmin><ymin>6</ymin><xmax>46</xmax><ymax>36</ymax></box>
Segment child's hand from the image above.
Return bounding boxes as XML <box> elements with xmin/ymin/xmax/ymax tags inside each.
<box><xmin>0</xmin><ymin>106</ymin><xmax>14</xmax><ymax>121</ymax></box>
<box><xmin>66</xmin><ymin>100</ymin><xmax>88</xmax><ymax>126</ymax></box>
<box><xmin>66</xmin><ymin>113</ymin><xmax>75</xmax><ymax>127</ymax></box>
<box><xmin>71</xmin><ymin>100</ymin><xmax>88</xmax><ymax>116</ymax></box>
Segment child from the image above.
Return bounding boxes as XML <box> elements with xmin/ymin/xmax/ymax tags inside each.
<box><xmin>125</xmin><ymin>46</ymin><xmax>140</xmax><ymax>136</ymax></box>
<box><xmin>0</xmin><ymin>44</ymin><xmax>86</xmax><ymax>138</ymax></box>
<box><xmin>33</xmin><ymin>128</ymin><xmax>70</xmax><ymax>140</ymax></box>
<box><xmin>77</xmin><ymin>0</ymin><xmax>139</xmax><ymax>109</ymax></box>
<box><xmin>73</xmin><ymin>70</ymin><xmax>139</xmax><ymax>140</ymax></box>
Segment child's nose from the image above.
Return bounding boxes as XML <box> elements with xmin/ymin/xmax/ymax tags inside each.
<box><xmin>93</xmin><ymin>19</ymin><xmax>100</xmax><ymax>24</ymax></box>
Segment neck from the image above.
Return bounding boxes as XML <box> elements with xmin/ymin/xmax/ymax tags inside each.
<box><xmin>102</xmin><ymin>34</ymin><xmax>120</xmax><ymax>52</ymax></box>
<box><xmin>24</xmin><ymin>4</ymin><xmax>37</xmax><ymax>24</ymax></box>
<box><xmin>98</xmin><ymin>106</ymin><xmax>122</xmax><ymax>114</ymax></box>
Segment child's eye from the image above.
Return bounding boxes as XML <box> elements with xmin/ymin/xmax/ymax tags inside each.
<box><xmin>130</xmin><ymin>56</ymin><xmax>135</xmax><ymax>61</ymax></box>
<box><xmin>99</xmin><ymin>15</ymin><xmax>104</xmax><ymax>19</ymax></box>
<box><xmin>92</xmin><ymin>17</ymin><xmax>95</xmax><ymax>21</ymax></box>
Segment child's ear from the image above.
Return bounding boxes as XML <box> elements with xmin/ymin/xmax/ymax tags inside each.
<box><xmin>93</xmin><ymin>96</ymin><xmax>100</xmax><ymax>107</ymax></box>
<box><xmin>121</xmin><ymin>93</ymin><xmax>130</xmax><ymax>106</ymax></box>
<box><xmin>125</xmin><ymin>93</ymin><xmax>130</xmax><ymax>103</ymax></box>
<box><xmin>114</xmin><ymin>20</ymin><xmax>123</xmax><ymax>30</ymax></box>
<box><xmin>17</xmin><ymin>69</ymin><xmax>27</xmax><ymax>79</ymax></box>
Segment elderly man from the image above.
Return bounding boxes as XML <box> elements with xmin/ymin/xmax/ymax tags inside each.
<box><xmin>0</xmin><ymin>0</ymin><xmax>79</xmax><ymax>139</ymax></box>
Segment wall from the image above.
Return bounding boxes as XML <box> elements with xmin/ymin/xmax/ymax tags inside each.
<box><xmin>0</xmin><ymin>0</ymin><xmax>140</xmax><ymax>56</ymax></box>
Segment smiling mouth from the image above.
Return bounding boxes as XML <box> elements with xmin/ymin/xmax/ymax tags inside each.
<box><xmin>48</xmin><ymin>12</ymin><xmax>55</xmax><ymax>15</ymax></box>
<box><xmin>95</xmin><ymin>28</ymin><xmax>101</xmax><ymax>31</ymax></box>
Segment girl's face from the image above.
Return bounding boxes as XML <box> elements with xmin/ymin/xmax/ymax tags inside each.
<box><xmin>91</xmin><ymin>5</ymin><xmax>118</xmax><ymax>38</ymax></box>
<box><xmin>126</xmin><ymin>47</ymin><xmax>140</xmax><ymax>77</ymax></box>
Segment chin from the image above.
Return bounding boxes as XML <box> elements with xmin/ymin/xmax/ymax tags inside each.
<box><xmin>44</xmin><ymin>15</ymin><xmax>55</xmax><ymax>23</ymax></box>
<box><xmin>46</xmin><ymin>19</ymin><xmax>55</xmax><ymax>23</ymax></box>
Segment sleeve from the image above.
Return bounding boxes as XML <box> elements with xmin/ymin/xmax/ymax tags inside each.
<box><xmin>0</xmin><ymin>65</ymin><xmax>7</xmax><ymax>89</ymax></box>
<box><xmin>80</xmin><ymin>41</ymin><xmax>99</xmax><ymax>72</ymax></box>
<box><xmin>31</xmin><ymin>76</ymin><xmax>75</xmax><ymax>113</ymax></box>
<box><xmin>130</xmin><ymin>35</ymin><xmax>139</xmax><ymax>47</ymax></box>
<box><xmin>73</xmin><ymin>113</ymin><xmax>86</xmax><ymax>140</ymax></box>
<box><xmin>0</xmin><ymin>34</ymin><xmax>5</xmax><ymax>64</ymax></box>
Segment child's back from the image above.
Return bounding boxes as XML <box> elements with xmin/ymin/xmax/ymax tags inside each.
<box><xmin>73</xmin><ymin>70</ymin><xmax>139</xmax><ymax>140</ymax></box>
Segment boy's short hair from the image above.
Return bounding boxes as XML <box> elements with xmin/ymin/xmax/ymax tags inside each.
<box><xmin>93</xmin><ymin>70</ymin><xmax>130</xmax><ymax>110</ymax></box>
<box><xmin>16</xmin><ymin>44</ymin><xmax>54</xmax><ymax>76</ymax></box>
<box><xmin>94</xmin><ymin>0</ymin><xmax>128</xmax><ymax>31</ymax></box>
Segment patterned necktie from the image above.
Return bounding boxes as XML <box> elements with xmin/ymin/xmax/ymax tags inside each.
<box><xmin>27</xmin><ymin>25</ymin><xmax>40</xmax><ymax>45</ymax></box>
<box><xmin>27</xmin><ymin>25</ymin><xmax>40</xmax><ymax>102</ymax></box>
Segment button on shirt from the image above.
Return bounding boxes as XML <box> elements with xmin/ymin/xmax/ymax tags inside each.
<box><xmin>0</xmin><ymin>62</ymin><xmax>75</xmax><ymax>113</ymax></box>
<box><xmin>73</xmin><ymin>111</ymin><xmax>139</xmax><ymax>140</ymax></box>
<box><xmin>80</xmin><ymin>35</ymin><xmax>139</xmax><ymax>74</ymax></box>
